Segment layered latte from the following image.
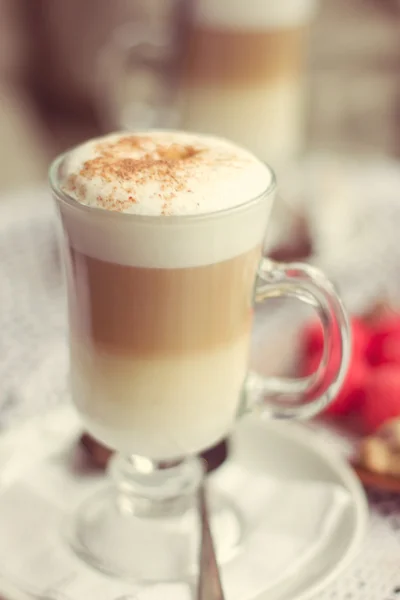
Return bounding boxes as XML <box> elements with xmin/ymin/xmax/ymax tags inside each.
<box><xmin>57</xmin><ymin>131</ymin><xmax>274</xmax><ymax>459</ymax></box>
<box><xmin>180</xmin><ymin>0</ymin><xmax>318</xmax><ymax>168</ymax></box>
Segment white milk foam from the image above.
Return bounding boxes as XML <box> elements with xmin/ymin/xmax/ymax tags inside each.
<box><xmin>60</xmin><ymin>131</ymin><xmax>271</xmax><ymax>216</ymax></box>
<box><xmin>194</xmin><ymin>0</ymin><xmax>318</xmax><ymax>30</ymax></box>
<box><xmin>56</xmin><ymin>131</ymin><xmax>275</xmax><ymax>269</ymax></box>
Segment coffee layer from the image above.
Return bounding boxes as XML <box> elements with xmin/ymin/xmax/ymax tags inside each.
<box><xmin>67</xmin><ymin>246</ymin><xmax>261</xmax><ymax>357</ymax></box>
<box><xmin>183</xmin><ymin>26</ymin><xmax>307</xmax><ymax>85</ymax></box>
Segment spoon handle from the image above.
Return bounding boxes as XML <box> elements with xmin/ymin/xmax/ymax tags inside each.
<box><xmin>197</xmin><ymin>481</ymin><xmax>226</xmax><ymax>600</ymax></box>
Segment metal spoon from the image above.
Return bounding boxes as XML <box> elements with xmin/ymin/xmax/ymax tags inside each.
<box><xmin>197</xmin><ymin>480</ymin><xmax>226</xmax><ymax>600</ymax></box>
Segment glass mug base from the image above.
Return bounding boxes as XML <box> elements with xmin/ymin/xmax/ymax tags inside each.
<box><xmin>68</xmin><ymin>454</ymin><xmax>242</xmax><ymax>582</ymax></box>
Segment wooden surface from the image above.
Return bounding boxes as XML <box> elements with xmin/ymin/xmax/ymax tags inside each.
<box><xmin>353</xmin><ymin>463</ymin><xmax>400</xmax><ymax>494</ymax></box>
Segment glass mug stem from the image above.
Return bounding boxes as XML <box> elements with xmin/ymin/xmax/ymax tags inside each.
<box><xmin>109</xmin><ymin>454</ymin><xmax>203</xmax><ymax>518</ymax></box>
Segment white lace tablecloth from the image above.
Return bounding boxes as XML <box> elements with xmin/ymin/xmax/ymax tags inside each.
<box><xmin>2</xmin><ymin>182</ymin><xmax>400</xmax><ymax>600</ymax></box>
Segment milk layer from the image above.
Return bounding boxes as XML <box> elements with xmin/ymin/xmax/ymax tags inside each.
<box><xmin>71</xmin><ymin>335</ymin><xmax>250</xmax><ymax>459</ymax></box>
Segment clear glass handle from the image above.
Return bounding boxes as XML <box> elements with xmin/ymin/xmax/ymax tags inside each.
<box><xmin>245</xmin><ymin>257</ymin><xmax>351</xmax><ymax>419</ymax></box>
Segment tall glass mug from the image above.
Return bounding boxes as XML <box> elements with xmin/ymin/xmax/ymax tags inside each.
<box><xmin>49</xmin><ymin>131</ymin><xmax>349</xmax><ymax>583</ymax></box>
<box><xmin>98</xmin><ymin>0</ymin><xmax>318</xmax><ymax>169</ymax></box>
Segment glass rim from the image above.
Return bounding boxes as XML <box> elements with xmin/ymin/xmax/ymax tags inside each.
<box><xmin>49</xmin><ymin>152</ymin><xmax>277</xmax><ymax>224</ymax></box>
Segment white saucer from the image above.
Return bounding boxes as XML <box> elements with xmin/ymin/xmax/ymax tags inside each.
<box><xmin>0</xmin><ymin>405</ymin><xmax>367</xmax><ymax>600</ymax></box>
<box><xmin>233</xmin><ymin>416</ymin><xmax>368</xmax><ymax>600</ymax></box>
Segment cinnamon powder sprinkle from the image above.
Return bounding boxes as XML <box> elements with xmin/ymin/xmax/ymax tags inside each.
<box><xmin>62</xmin><ymin>133</ymin><xmax>251</xmax><ymax>213</ymax></box>
<box><xmin>74</xmin><ymin>139</ymin><xmax>211</xmax><ymax>211</ymax></box>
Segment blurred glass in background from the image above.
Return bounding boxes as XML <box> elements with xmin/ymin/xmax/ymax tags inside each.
<box><xmin>100</xmin><ymin>0</ymin><xmax>318</xmax><ymax>172</ymax></box>
<box><xmin>0</xmin><ymin>0</ymin><xmax>399</xmax><ymax>191</ymax></box>
<box><xmin>180</xmin><ymin>0</ymin><xmax>316</xmax><ymax>170</ymax></box>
